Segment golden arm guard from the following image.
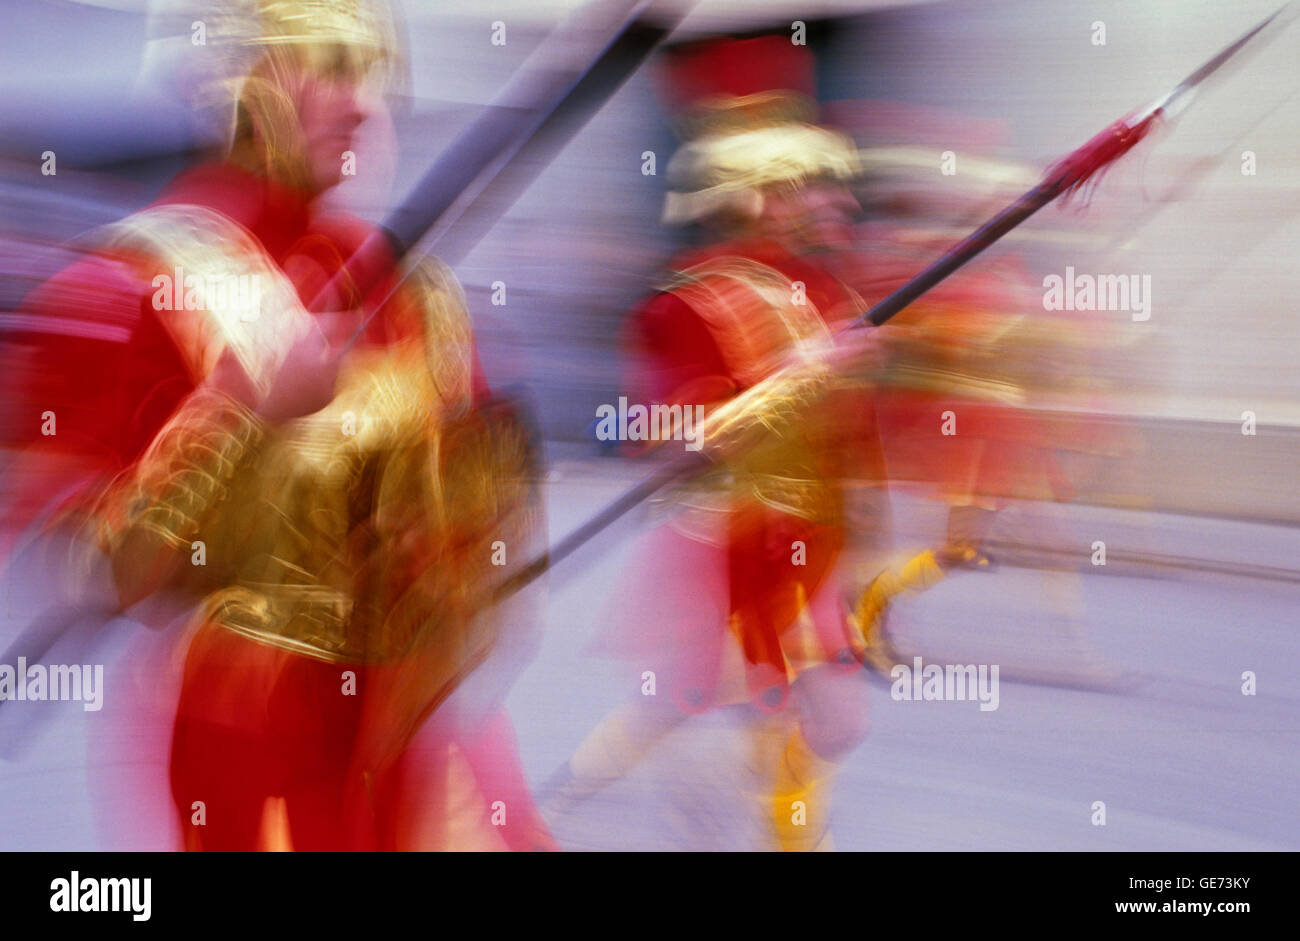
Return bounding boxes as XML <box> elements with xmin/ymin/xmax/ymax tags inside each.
<box><xmin>695</xmin><ymin>357</ymin><xmax>832</xmax><ymax>466</ymax></box>
<box><xmin>677</xmin><ymin>354</ymin><xmax>846</xmax><ymax>525</ymax></box>
<box><xmin>94</xmin><ymin>386</ymin><xmax>265</xmax><ymax>607</ymax></box>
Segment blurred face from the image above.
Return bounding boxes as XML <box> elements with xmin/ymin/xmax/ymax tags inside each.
<box><xmin>292</xmin><ymin>67</ymin><xmax>373</xmax><ymax>193</ymax></box>
<box><xmin>758</xmin><ymin>181</ymin><xmax>861</xmax><ymax>252</ymax></box>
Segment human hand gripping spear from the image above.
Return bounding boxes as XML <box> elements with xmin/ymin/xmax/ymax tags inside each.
<box><xmin>490</xmin><ymin>2</ymin><xmax>1298</xmax><ymax>604</ymax></box>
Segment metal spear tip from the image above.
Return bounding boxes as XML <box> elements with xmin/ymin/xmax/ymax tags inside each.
<box><xmin>1158</xmin><ymin>0</ymin><xmax>1299</xmax><ymax>120</ymax></box>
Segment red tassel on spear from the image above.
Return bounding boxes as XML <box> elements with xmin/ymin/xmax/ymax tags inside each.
<box><xmin>859</xmin><ymin>3</ymin><xmax>1293</xmax><ymax>329</ymax></box>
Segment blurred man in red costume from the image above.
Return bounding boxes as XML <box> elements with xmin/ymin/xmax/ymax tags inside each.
<box><xmin>0</xmin><ymin>0</ymin><xmax>554</xmax><ymax>851</ymax></box>
<box><xmin>825</xmin><ymin>102</ymin><xmax>1124</xmax><ymax>674</ymax></box>
<box><xmin>545</xmin><ymin>35</ymin><xmax>885</xmax><ymax>851</ymax></box>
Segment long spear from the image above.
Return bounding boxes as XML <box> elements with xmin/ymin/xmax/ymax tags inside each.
<box><xmin>494</xmin><ymin>2</ymin><xmax>1297</xmax><ymax>601</ymax></box>
<box><xmin>335</xmin><ymin>0</ymin><xmax>688</xmax><ymax>350</ymax></box>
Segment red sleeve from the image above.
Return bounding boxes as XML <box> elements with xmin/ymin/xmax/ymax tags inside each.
<box><xmin>0</xmin><ymin>251</ymin><xmax>196</xmax><ymax>554</ymax></box>
<box><xmin>4</xmin><ymin>252</ymin><xmax>193</xmax><ymax>470</ymax></box>
<box><xmin>626</xmin><ymin>291</ymin><xmax>731</xmax><ymax>407</ymax></box>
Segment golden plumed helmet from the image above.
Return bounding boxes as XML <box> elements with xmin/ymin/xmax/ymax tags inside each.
<box><xmin>655</xmin><ymin>35</ymin><xmax>860</xmax><ymax>226</ymax></box>
<box><xmin>662</xmin><ymin>123</ymin><xmax>860</xmax><ymax>225</ymax></box>
<box><xmin>139</xmin><ymin>0</ymin><xmax>403</xmax><ymax>170</ymax></box>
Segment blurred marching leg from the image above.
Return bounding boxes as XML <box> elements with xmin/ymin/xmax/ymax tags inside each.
<box><xmin>751</xmin><ymin>715</ymin><xmax>837</xmax><ymax>852</ymax></box>
<box><xmin>940</xmin><ymin>503</ymin><xmax>1000</xmax><ymax>568</ymax></box>
<box><xmin>540</xmin><ymin>697</ymin><xmax>686</xmax><ymax>812</ymax></box>
<box><xmin>455</xmin><ymin>709</ymin><xmax>559</xmax><ymax>851</ymax></box>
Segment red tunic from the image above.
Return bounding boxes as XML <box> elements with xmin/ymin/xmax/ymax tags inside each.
<box><xmin>3</xmin><ymin>161</ymin><xmax>549</xmax><ymax>851</ymax></box>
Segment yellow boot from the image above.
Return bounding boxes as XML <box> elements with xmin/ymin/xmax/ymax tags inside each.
<box><xmin>767</xmin><ymin>726</ymin><xmax>838</xmax><ymax>852</ymax></box>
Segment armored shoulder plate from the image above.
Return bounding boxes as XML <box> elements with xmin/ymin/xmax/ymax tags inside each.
<box><xmin>98</xmin><ymin>204</ymin><xmax>315</xmax><ymax>397</ymax></box>
<box><xmin>662</xmin><ymin>255</ymin><xmax>833</xmax><ymax>387</ymax></box>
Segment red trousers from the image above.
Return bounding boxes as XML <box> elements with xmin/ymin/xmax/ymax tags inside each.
<box><xmin>169</xmin><ymin>623</ymin><xmax>553</xmax><ymax>851</ymax></box>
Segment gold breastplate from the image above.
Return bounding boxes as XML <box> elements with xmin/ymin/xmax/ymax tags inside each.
<box><xmin>198</xmin><ymin>353</ymin><xmax>536</xmax><ymax>666</ymax></box>
<box><xmin>656</xmin><ymin>257</ymin><xmax>844</xmax><ymax>531</ymax></box>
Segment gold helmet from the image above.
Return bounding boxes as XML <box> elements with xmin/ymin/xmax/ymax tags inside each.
<box><xmin>656</xmin><ymin>35</ymin><xmax>859</xmax><ymax>226</ymax></box>
<box><xmin>662</xmin><ymin>123</ymin><xmax>859</xmax><ymax>225</ymax></box>
<box><xmin>140</xmin><ymin>0</ymin><xmax>402</xmax><ymax>174</ymax></box>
